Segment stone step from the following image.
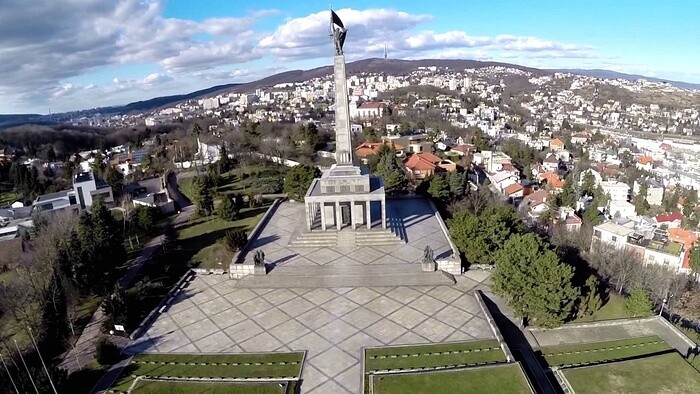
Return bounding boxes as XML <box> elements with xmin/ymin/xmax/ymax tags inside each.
<box><xmin>270</xmin><ymin>264</ymin><xmax>422</xmax><ymax>276</ymax></box>
<box><xmin>235</xmin><ymin>270</ymin><xmax>455</xmax><ymax>288</ymax></box>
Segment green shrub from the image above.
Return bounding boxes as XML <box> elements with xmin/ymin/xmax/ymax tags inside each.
<box><xmin>96</xmin><ymin>337</ymin><xmax>121</xmax><ymax>365</ymax></box>
<box><xmin>224</xmin><ymin>229</ymin><xmax>248</xmax><ymax>252</ymax></box>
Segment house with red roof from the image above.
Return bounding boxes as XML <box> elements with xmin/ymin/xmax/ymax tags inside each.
<box><xmin>668</xmin><ymin>227</ymin><xmax>698</xmax><ymax>271</ymax></box>
<box><xmin>519</xmin><ymin>189</ymin><xmax>551</xmax><ymax>223</ymax></box>
<box><xmin>654</xmin><ymin>212</ymin><xmax>684</xmax><ymax>229</ymax></box>
<box><xmin>504</xmin><ymin>183</ymin><xmax>525</xmax><ymax>198</ymax></box>
<box><xmin>550</xmin><ymin>137</ymin><xmax>565</xmax><ymax>151</ymax></box>
<box><xmin>404</xmin><ymin>152</ymin><xmax>456</xmax><ymax>181</ymax></box>
<box><xmin>353</xmin><ymin>102</ymin><xmax>386</xmax><ymax>119</ymax></box>
<box><xmin>636</xmin><ymin>156</ymin><xmax>654</xmax><ymax>171</ymax></box>
<box><xmin>540</xmin><ymin>172</ymin><xmax>564</xmax><ymax>192</ymax></box>
<box><xmin>354</xmin><ymin>141</ymin><xmax>406</xmax><ymax>161</ymax></box>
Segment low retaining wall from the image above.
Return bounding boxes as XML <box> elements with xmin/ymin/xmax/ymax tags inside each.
<box><xmin>474</xmin><ymin>290</ymin><xmax>514</xmax><ymax>363</ymax></box>
<box><xmin>130</xmin><ymin>270</ymin><xmax>195</xmax><ymax>340</ymax></box>
<box><xmin>425</xmin><ymin>198</ymin><xmax>462</xmax><ymax>275</ymax></box>
<box><xmin>229</xmin><ymin>198</ymin><xmax>284</xmax><ymax>279</ymax></box>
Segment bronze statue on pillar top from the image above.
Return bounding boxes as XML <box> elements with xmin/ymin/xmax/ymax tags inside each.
<box><xmin>330</xmin><ymin>10</ymin><xmax>347</xmax><ymax>56</ymax></box>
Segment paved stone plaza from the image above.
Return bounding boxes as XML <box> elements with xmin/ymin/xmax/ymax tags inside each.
<box><xmin>129</xmin><ymin>200</ymin><xmax>496</xmax><ymax>393</ymax></box>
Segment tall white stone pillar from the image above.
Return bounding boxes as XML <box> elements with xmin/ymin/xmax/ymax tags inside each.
<box><xmin>335</xmin><ymin>201</ymin><xmax>342</xmax><ymax>230</ymax></box>
<box><xmin>381</xmin><ymin>198</ymin><xmax>387</xmax><ymax>230</ymax></box>
<box><xmin>306</xmin><ymin>202</ymin><xmax>312</xmax><ymax>231</ymax></box>
<box><xmin>350</xmin><ymin>201</ymin><xmax>356</xmax><ymax>230</ymax></box>
<box><xmin>366</xmin><ymin>200</ymin><xmax>371</xmax><ymax>230</ymax></box>
<box><xmin>320</xmin><ymin>202</ymin><xmax>327</xmax><ymax>231</ymax></box>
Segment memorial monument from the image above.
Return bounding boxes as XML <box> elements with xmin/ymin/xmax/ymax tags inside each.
<box><xmin>302</xmin><ymin>10</ymin><xmax>387</xmax><ymax>231</ymax></box>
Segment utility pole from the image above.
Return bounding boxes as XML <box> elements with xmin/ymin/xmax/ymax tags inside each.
<box><xmin>0</xmin><ymin>353</ymin><xmax>19</xmax><ymax>394</ymax></box>
<box><xmin>13</xmin><ymin>339</ymin><xmax>38</xmax><ymax>394</ymax></box>
<box><xmin>27</xmin><ymin>327</ymin><xmax>58</xmax><ymax>394</ymax></box>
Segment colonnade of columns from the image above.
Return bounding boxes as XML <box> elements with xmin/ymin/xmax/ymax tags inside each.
<box><xmin>305</xmin><ymin>199</ymin><xmax>386</xmax><ymax>231</ymax></box>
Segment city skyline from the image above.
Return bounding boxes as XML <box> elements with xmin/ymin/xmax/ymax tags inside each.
<box><xmin>1</xmin><ymin>0</ymin><xmax>698</xmax><ymax>113</ymax></box>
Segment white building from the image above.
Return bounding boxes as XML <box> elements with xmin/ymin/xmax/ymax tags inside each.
<box><xmin>608</xmin><ymin>200</ymin><xmax>636</xmax><ymax>219</ymax></box>
<box><xmin>633</xmin><ymin>179</ymin><xmax>664</xmax><ymax>206</ymax></box>
<box><xmin>592</xmin><ymin>221</ymin><xmax>635</xmax><ymax>250</ymax></box>
<box><xmin>600</xmin><ymin>180</ymin><xmax>630</xmax><ymax>202</ymax></box>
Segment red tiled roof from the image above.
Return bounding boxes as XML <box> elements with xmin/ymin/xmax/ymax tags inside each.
<box><xmin>404</xmin><ymin>154</ymin><xmax>436</xmax><ymax>171</ymax></box>
<box><xmin>504</xmin><ymin>183</ymin><xmax>524</xmax><ymax>195</ymax></box>
<box><xmin>668</xmin><ymin>228</ymin><xmax>698</xmax><ymax>269</ymax></box>
<box><xmin>540</xmin><ymin>172</ymin><xmax>564</xmax><ymax>189</ymax></box>
<box><xmin>565</xmin><ymin>215</ymin><xmax>582</xmax><ymax>225</ymax></box>
<box><xmin>354</xmin><ymin>141</ymin><xmax>405</xmax><ymax>157</ymax></box>
<box><xmin>451</xmin><ymin>144</ymin><xmax>474</xmax><ymax>153</ymax></box>
<box><xmin>522</xmin><ymin>189</ymin><xmax>549</xmax><ymax>207</ymax></box>
<box><xmin>655</xmin><ymin>212</ymin><xmax>684</xmax><ymax>223</ymax></box>
<box><xmin>550</xmin><ymin>137</ymin><xmax>564</xmax><ymax>146</ymax></box>
<box><xmin>637</xmin><ymin>156</ymin><xmax>653</xmax><ymax>165</ymax></box>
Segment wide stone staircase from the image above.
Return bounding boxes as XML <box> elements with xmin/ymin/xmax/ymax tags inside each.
<box><xmin>235</xmin><ymin>263</ymin><xmax>455</xmax><ymax>288</ymax></box>
<box><xmin>287</xmin><ymin>227</ymin><xmax>403</xmax><ymax>248</ymax></box>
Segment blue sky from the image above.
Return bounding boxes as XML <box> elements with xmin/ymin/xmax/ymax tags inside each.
<box><xmin>1</xmin><ymin>0</ymin><xmax>698</xmax><ymax>113</ymax></box>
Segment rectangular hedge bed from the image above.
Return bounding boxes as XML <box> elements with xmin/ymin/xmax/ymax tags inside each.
<box><xmin>364</xmin><ymin>340</ymin><xmax>505</xmax><ymax>372</ymax></box>
<box><xmin>540</xmin><ymin>335</ymin><xmax>671</xmax><ymax>367</ymax></box>
<box><xmin>562</xmin><ymin>352</ymin><xmax>700</xmax><ymax>394</ymax></box>
<box><xmin>130</xmin><ymin>379</ymin><xmax>288</xmax><ymax>394</ymax></box>
<box><xmin>108</xmin><ymin>352</ymin><xmax>305</xmax><ymax>393</ymax></box>
<box><xmin>370</xmin><ymin>363</ymin><xmax>532</xmax><ymax>394</ymax></box>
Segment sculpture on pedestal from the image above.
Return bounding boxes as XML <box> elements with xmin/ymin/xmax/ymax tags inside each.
<box><xmin>330</xmin><ymin>10</ymin><xmax>347</xmax><ymax>56</ymax></box>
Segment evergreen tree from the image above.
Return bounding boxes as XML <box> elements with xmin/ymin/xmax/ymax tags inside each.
<box><xmin>283</xmin><ymin>164</ymin><xmax>321</xmax><ymax>201</ymax></box>
<box><xmin>448</xmin><ymin>204</ymin><xmax>523</xmax><ymax>266</ymax></box>
<box><xmin>624</xmin><ymin>288</ymin><xmax>653</xmax><ymax>317</ymax></box>
<box><xmin>448</xmin><ymin>171</ymin><xmax>466</xmax><ymax>199</ymax></box>
<box><xmin>523</xmin><ymin>164</ymin><xmax>534</xmax><ymax>181</ymax></box>
<box><xmin>375</xmin><ymin>147</ymin><xmax>408</xmax><ymax>195</ymax></box>
<box><xmin>217</xmin><ymin>194</ymin><xmax>237</xmax><ymax>221</ymax></box>
<box><xmin>633</xmin><ymin>182</ymin><xmax>650</xmax><ymax>215</ymax></box>
<box><xmin>558</xmin><ymin>175</ymin><xmax>577</xmax><ymax>208</ymax></box>
<box><xmin>491</xmin><ymin>233</ymin><xmax>578</xmax><ymax>328</ymax></box>
<box><xmin>579</xmin><ymin>276</ymin><xmax>602</xmax><ymax>317</ymax></box>
<box><xmin>427</xmin><ymin>175</ymin><xmax>450</xmax><ymax>202</ymax></box>
<box><xmin>218</xmin><ymin>144</ymin><xmax>232</xmax><ymax>173</ymax></box>
<box><xmin>194</xmin><ymin>175</ymin><xmax>215</xmax><ymax>216</ymax></box>
<box><xmin>583</xmin><ymin>198</ymin><xmax>602</xmax><ymax>226</ymax></box>
<box><xmin>580</xmin><ymin>171</ymin><xmax>596</xmax><ymax>197</ymax></box>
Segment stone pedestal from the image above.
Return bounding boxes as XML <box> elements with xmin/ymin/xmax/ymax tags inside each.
<box><xmin>421</xmin><ymin>260</ymin><xmax>436</xmax><ymax>272</ymax></box>
<box><xmin>254</xmin><ymin>265</ymin><xmax>267</xmax><ymax>275</ymax></box>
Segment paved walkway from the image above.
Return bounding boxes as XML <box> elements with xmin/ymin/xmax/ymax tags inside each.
<box><xmin>127</xmin><ymin>199</ymin><xmax>495</xmax><ymax>393</ymax></box>
<box><xmin>128</xmin><ymin>273</ymin><xmax>494</xmax><ymax>393</ymax></box>
<box><xmin>59</xmin><ymin>174</ymin><xmax>194</xmax><ymax>374</ymax></box>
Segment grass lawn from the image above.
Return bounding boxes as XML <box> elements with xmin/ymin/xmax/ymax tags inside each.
<box><xmin>577</xmin><ymin>293</ymin><xmax>632</xmax><ymax>322</ymax></box>
<box><xmin>371</xmin><ymin>363</ymin><xmax>532</xmax><ymax>394</ymax></box>
<box><xmin>131</xmin><ymin>379</ymin><xmax>287</xmax><ymax>394</ymax></box>
<box><xmin>108</xmin><ymin>352</ymin><xmax>304</xmax><ymax>393</ymax></box>
<box><xmin>181</xmin><ymin>205</ymin><xmax>269</xmax><ymax>270</ymax></box>
<box><xmin>563</xmin><ymin>352</ymin><xmax>699</xmax><ymax>394</ymax></box>
<box><xmin>364</xmin><ymin>340</ymin><xmax>505</xmax><ymax>372</ymax></box>
<box><xmin>541</xmin><ymin>335</ymin><xmax>671</xmax><ymax>367</ymax></box>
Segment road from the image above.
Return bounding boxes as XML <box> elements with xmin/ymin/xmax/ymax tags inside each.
<box><xmin>58</xmin><ymin>173</ymin><xmax>193</xmax><ymax>374</ymax></box>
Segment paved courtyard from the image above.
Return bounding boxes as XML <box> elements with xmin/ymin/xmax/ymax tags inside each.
<box><xmin>129</xmin><ymin>273</ymin><xmax>493</xmax><ymax>393</ymax></box>
<box><xmin>129</xmin><ymin>200</ymin><xmax>496</xmax><ymax>393</ymax></box>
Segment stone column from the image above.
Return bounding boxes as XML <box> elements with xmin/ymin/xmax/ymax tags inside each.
<box><xmin>381</xmin><ymin>198</ymin><xmax>387</xmax><ymax>230</ymax></box>
<box><xmin>305</xmin><ymin>202</ymin><xmax>312</xmax><ymax>231</ymax></box>
<box><xmin>335</xmin><ymin>201</ymin><xmax>342</xmax><ymax>230</ymax></box>
<box><xmin>366</xmin><ymin>200</ymin><xmax>371</xmax><ymax>230</ymax></box>
<box><xmin>320</xmin><ymin>202</ymin><xmax>327</xmax><ymax>231</ymax></box>
<box><xmin>350</xmin><ymin>201</ymin><xmax>356</xmax><ymax>230</ymax></box>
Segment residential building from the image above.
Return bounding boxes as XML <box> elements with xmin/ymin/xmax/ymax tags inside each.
<box><xmin>133</xmin><ymin>191</ymin><xmax>176</xmax><ymax>214</ymax></box>
<box><xmin>636</xmin><ymin>156</ymin><xmax>654</xmax><ymax>171</ymax></box>
<box><xmin>73</xmin><ymin>171</ymin><xmax>114</xmax><ymax>210</ymax></box>
<box><xmin>600</xmin><ymin>180</ymin><xmax>630</xmax><ymax>202</ymax></box>
<box><xmin>550</xmin><ymin>137</ymin><xmax>565</xmax><ymax>151</ymax></box>
<box><xmin>354</xmin><ymin>102</ymin><xmax>386</xmax><ymax>118</ymax></box>
<box><xmin>504</xmin><ymin>183</ymin><xmax>525</xmax><ymax>198</ymax></box>
<box><xmin>404</xmin><ymin>152</ymin><xmax>456</xmax><ymax>181</ymax></box>
<box><xmin>608</xmin><ymin>200</ymin><xmax>636</xmax><ymax>219</ymax></box>
<box><xmin>668</xmin><ymin>227</ymin><xmax>698</xmax><ymax>272</ymax></box>
<box><xmin>540</xmin><ymin>172</ymin><xmax>564</xmax><ymax>192</ymax></box>
<box><xmin>557</xmin><ymin>207</ymin><xmax>582</xmax><ymax>232</ymax></box>
<box><xmin>520</xmin><ymin>189</ymin><xmax>550</xmax><ymax>223</ymax></box>
<box><xmin>654</xmin><ymin>212</ymin><xmax>684</xmax><ymax>229</ymax></box>
<box><xmin>633</xmin><ymin>178</ymin><xmax>664</xmax><ymax>206</ymax></box>
<box><xmin>542</xmin><ymin>154</ymin><xmax>559</xmax><ymax>172</ymax></box>
<box><xmin>592</xmin><ymin>221</ymin><xmax>636</xmax><ymax>250</ymax></box>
